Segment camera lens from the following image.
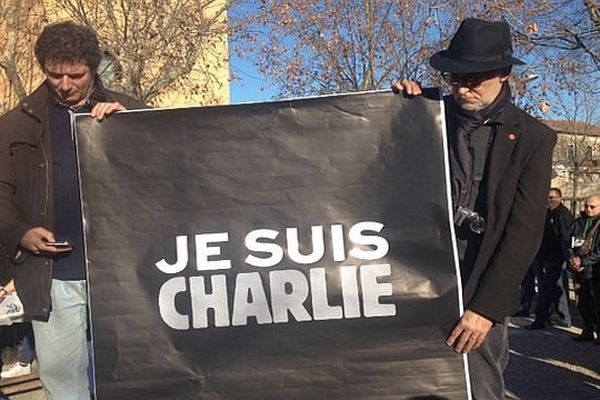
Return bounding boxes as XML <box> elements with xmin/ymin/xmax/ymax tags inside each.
<box><xmin>469</xmin><ymin>216</ymin><xmax>486</xmax><ymax>234</ymax></box>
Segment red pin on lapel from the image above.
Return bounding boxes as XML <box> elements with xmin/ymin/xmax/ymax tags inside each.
<box><xmin>508</xmin><ymin>133</ymin><xmax>517</xmax><ymax>140</ymax></box>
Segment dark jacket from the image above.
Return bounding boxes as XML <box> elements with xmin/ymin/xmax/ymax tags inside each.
<box><xmin>0</xmin><ymin>81</ymin><xmax>146</xmax><ymax>318</ymax></box>
<box><xmin>537</xmin><ymin>203</ymin><xmax>574</xmax><ymax>263</ymax></box>
<box><xmin>457</xmin><ymin>101</ymin><xmax>556</xmax><ymax>322</ymax></box>
<box><xmin>569</xmin><ymin>216</ymin><xmax>600</xmax><ymax>278</ymax></box>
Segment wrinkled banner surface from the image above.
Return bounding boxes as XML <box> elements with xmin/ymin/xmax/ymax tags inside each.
<box><xmin>75</xmin><ymin>90</ymin><xmax>470</xmax><ymax>400</ymax></box>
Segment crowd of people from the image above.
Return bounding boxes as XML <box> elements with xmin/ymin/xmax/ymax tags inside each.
<box><xmin>0</xmin><ymin>15</ymin><xmax>597</xmax><ymax>400</ymax></box>
<box><xmin>516</xmin><ymin>190</ymin><xmax>600</xmax><ymax>344</ymax></box>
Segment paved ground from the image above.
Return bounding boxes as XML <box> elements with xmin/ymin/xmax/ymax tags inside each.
<box><xmin>505</xmin><ymin>316</ymin><xmax>600</xmax><ymax>400</ymax></box>
<box><xmin>3</xmin><ymin>316</ymin><xmax>600</xmax><ymax>400</ymax></box>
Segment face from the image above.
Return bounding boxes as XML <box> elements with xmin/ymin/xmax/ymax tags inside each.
<box><xmin>44</xmin><ymin>61</ymin><xmax>94</xmax><ymax>106</ymax></box>
<box><xmin>583</xmin><ymin>197</ymin><xmax>600</xmax><ymax>218</ymax></box>
<box><xmin>445</xmin><ymin>71</ymin><xmax>509</xmax><ymax>112</ymax></box>
<box><xmin>548</xmin><ymin>190</ymin><xmax>562</xmax><ymax>210</ymax></box>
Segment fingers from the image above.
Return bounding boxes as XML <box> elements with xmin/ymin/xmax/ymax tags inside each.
<box><xmin>391</xmin><ymin>79</ymin><xmax>423</xmax><ymax>97</ymax></box>
<box><xmin>569</xmin><ymin>257</ymin><xmax>583</xmax><ymax>272</ymax></box>
<box><xmin>90</xmin><ymin>102</ymin><xmax>126</xmax><ymax>121</ymax></box>
<box><xmin>20</xmin><ymin>227</ymin><xmax>72</xmax><ymax>255</ymax></box>
<box><xmin>20</xmin><ymin>227</ymin><xmax>53</xmax><ymax>253</ymax></box>
<box><xmin>446</xmin><ymin>310</ymin><xmax>493</xmax><ymax>354</ymax></box>
<box><xmin>448</xmin><ymin>328</ymin><xmax>485</xmax><ymax>353</ymax></box>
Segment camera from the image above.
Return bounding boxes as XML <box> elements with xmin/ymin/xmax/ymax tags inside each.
<box><xmin>454</xmin><ymin>206</ymin><xmax>486</xmax><ymax>234</ymax></box>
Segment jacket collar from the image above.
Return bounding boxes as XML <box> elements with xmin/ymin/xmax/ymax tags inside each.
<box><xmin>20</xmin><ymin>76</ymin><xmax>111</xmax><ymax>119</ymax></box>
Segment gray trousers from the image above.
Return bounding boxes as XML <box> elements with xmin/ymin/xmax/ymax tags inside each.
<box><xmin>467</xmin><ymin>318</ymin><xmax>509</xmax><ymax>400</ymax></box>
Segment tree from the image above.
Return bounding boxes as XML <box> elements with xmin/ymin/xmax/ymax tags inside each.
<box><xmin>545</xmin><ymin>90</ymin><xmax>600</xmax><ymax>212</ymax></box>
<box><xmin>232</xmin><ymin>0</ymin><xmax>555</xmax><ymax>100</ymax></box>
<box><xmin>515</xmin><ymin>1</ymin><xmax>600</xmax><ymax>117</ymax></box>
<box><xmin>0</xmin><ymin>0</ymin><xmax>46</xmax><ymax>110</ymax></box>
<box><xmin>0</xmin><ymin>0</ymin><xmax>234</xmax><ymax>112</ymax></box>
<box><xmin>520</xmin><ymin>0</ymin><xmax>600</xmax><ymax>72</ymax></box>
<box><xmin>232</xmin><ymin>0</ymin><xmax>600</xmax><ymax>124</ymax></box>
<box><xmin>60</xmin><ymin>0</ymin><xmax>232</xmax><ymax>105</ymax></box>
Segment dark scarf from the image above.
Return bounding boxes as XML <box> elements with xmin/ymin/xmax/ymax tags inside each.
<box><xmin>451</xmin><ymin>83</ymin><xmax>511</xmax><ymax>207</ymax></box>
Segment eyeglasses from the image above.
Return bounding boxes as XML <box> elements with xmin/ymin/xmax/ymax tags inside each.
<box><xmin>584</xmin><ymin>204</ymin><xmax>598</xmax><ymax>209</ymax></box>
<box><xmin>441</xmin><ymin>71</ymin><xmax>500</xmax><ymax>89</ymax></box>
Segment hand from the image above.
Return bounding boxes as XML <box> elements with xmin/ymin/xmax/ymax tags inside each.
<box><xmin>20</xmin><ymin>227</ymin><xmax>73</xmax><ymax>255</ymax></box>
<box><xmin>90</xmin><ymin>102</ymin><xmax>127</xmax><ymax>122</ymax></box>
<box><xmin>569</xmin><ymin>256</ymin><xmax>583</xmax><ymax>272</ymax></box>
<box><xmin>391</xmin><ymin>79</ymin><xmax>423</xmax><ymax>97</ymax></box>
<box><xmin>0</xmin><ymin>280</ymin><xmax>13</xmax><ymax>301</ymax></box>
<box><xmin>446</xmin><ymin>309</ymin><xmax>493</xmax><ymax>354</ymax></box>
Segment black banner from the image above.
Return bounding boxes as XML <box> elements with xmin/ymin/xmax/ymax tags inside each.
<box><xmin>76</xmin><ymin>90</ymin><xmax>469</xmax><ymax>399</ymax></box>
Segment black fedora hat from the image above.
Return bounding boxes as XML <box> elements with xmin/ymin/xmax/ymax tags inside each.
<box><xmin>429</xmin><ymin>18</ymin><xmax>525</xmax><ymax>74</ymax></box>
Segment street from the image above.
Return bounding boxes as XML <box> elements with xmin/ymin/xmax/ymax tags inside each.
<box><xmin>505</xmin><ymin>316</ymin><xmax>600</xmax><ymax>400</ymax></box>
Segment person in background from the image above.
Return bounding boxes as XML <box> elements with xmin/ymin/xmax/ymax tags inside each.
<box><xmin>527</xmin><ymin>188</ymin><xmax>573</xmax><ymax>329</ymax></box>
<box><xmin>0</xmin><ymin>280</ymin><xmax>36</xmax><ymax>379</ymax></box>
<box><xmin>568</xmin><ymin>195</ymin><xmax>600</xmax><ymax>343</ymax></box>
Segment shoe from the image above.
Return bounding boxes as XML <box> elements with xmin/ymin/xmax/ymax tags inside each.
<box><xmin>512</xmin><ymin>309</ymin><xmax>530</xmax><ymax>317</ymax></box>
<box><xmin>554</xmin><ymin>320</ymin><xmax>572</xmax><ymax>328</ymax></box>
<box><xmin>0</xmin><ymin>362</ymin><xmax>31</xmax><ymax>379</ymax></box>
<box><xmin>571</xmin><ymin>333</ymin><xmax>595</xmax><ymax>342</ymax></box>
<box><xmin>526</xmin><ymin>321</ymin><xmax>547</xmax><ymax>330</ymax></box>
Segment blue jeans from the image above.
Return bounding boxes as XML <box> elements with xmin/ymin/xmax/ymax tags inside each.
<box><xmin>32</xmin><ymin>279</ymin><xmax>90</xmax><ymax>400</ymax></box>
<box><xmin>17</xmin><ymin>323</ymin><xmax>35</xmax><ymax>364</ymax></box>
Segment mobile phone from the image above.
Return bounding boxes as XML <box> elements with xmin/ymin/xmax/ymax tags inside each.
<box><xmin>45</xmin><ymin>240</ymin><xmax>72</xmax><ymax>248</ymax></box>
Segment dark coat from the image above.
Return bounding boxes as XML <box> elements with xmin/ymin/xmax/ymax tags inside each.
<box><xmin>459</xmin><ymin>102</ymin><xmax>556</xmax><ymax>322</ymax></box>
<box><xmin>537</xmin><ymin>203</ymin><xmax>574</xmax><ymax>263</ymax></box>
<box><xmin>0</xmin><ymin>82</ymin><xmax>146</xmax><ymax>318</ymax></box>
<box><xmin>569</xmin><ymin>216</ymin><xmax>600</xmax><ymax>278</ymax></box>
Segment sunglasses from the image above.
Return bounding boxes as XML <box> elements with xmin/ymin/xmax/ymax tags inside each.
<box><xmin>441</xmin><ymin>71</ymin><xmax>501</xmax><ymax>89</ymax></box>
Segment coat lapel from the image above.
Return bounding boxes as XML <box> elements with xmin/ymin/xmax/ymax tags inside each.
<box><xmin>486</xmin><ymin>105</ymin><xmax>521</xmax><ymax>216</ymax></box>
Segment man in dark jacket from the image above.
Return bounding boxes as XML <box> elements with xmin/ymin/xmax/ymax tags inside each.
<box><xmin>393</xmin><ymin>18</ymin><xmax>556</xmax><ymax>399</ymax></box>
<box><xmin>528</xmin><ymin>188</ymin><xmax>574</xmax><ymax>329</ymax></box>
<box><xmin>0</xmin><ymin>22</ymin><xmax>145</xmax><ymax>400</ymax></box>
<box><xmin>568</xmin><ymin>195</ymin><xmax>600</xmax><ymax>343</ymax></box>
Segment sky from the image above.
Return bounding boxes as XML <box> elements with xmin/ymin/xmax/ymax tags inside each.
<box><xmin>229</xmin><ymin>52</ymin><xmax>276</xmax><ymax>104</ymax></box>
<box><xmin>226</xmin><ymin>2</ymin><xmax>599</xmax><ymax>124</ymax></box>
<box><xmin>228</xmin><ymin>1</ymin><xmax>277</xmax><ymax>105</ymax></box>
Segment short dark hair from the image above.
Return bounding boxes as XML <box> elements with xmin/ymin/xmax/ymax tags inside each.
<box><xmin>550</xmin><ymin>187</ymin><xmax>562</xmax><ymax>197</ymax></box>
<box><xmin>34</xmin><ymin>21</ymin><xmax>101</xmax><ymax>72</ymax></box>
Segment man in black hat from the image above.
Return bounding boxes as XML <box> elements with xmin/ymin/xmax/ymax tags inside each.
<box><xmin>393</xmin><ymin>18</ymin><xmax>556</xmax><ymax>399</ymax></box>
